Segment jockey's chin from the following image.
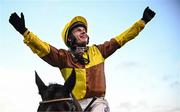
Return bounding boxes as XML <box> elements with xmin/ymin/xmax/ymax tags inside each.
<box><xmin>77</xmin><ymin>41</ymin><xmax>88</xmax><ymax>47</ymax></box>
<box><xmin>76</xmin><ymin>36</ymin><xmax>89</xmax><ymax>47</ymax></box>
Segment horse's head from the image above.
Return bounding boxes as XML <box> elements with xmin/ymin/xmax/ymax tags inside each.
<box><xmin>35</xmin><ymin>69</ymin><xmax>82</xmax><ymax>111</ymax></box>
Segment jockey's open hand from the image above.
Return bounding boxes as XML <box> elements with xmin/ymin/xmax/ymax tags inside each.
<box><xmin>9</xmin><ymin>12</ymin><xmax>27</xmax><ymax>35</ymax></box>
<box><xmin>141</xmin><ymin>7</ymin><xmax>156</xmax><ymax>24</ymax></box>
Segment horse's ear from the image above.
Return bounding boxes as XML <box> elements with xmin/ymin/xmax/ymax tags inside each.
<box><xmin>64</xmin><ymin>68</ymin><xmax>76</xmax><ymax>94</ymax></box>
<box><xmin>35</xmin><ymin>71</ymin><xmax>47</xmax><ymax>96</ymax></box>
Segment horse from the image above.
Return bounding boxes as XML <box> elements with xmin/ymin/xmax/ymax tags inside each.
<box><xmin>35</xmin><ymin>69</ymin><xmax>82</xmax><ymax>112</ymax></box>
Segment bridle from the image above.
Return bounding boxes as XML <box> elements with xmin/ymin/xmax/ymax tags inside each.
<box><xmin>39</xmin><ymin>97</ymin><xmax>97</xmax><ymax>111</ymax></box>
<box><xmin>40</xmin><ymin>98</ymin><xmax>73</xmax><ymax>104</ymax></box>
<box><xmin>39</xmin><ymin>97</ymin><xmax>76</xmax><ymax>111</ymax></box>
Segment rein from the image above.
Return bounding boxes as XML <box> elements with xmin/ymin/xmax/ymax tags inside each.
<box><xmin>39</xmin><ymin>97</ymin><xmax>97</xmax><ymax>111</ymax></box>
<box><xmin>40</xmin><ymin>98</ymin><xmax>73</xmax><ymax>104</ymax></box>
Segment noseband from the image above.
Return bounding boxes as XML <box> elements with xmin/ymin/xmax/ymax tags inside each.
<box><xmin>40</xmin><ymin>98</ymin><xmax>73</xmax><ymax>104</ymax></box>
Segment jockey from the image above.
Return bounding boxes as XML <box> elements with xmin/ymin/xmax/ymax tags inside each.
<box><xmin>9</xmin><ymin>7</ymin><xmax>155</xmax><ymax>112</ymax></box>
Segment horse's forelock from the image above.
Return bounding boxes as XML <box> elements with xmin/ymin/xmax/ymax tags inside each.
<box><xmin>48</xmin><ymin>84</ymin><xmax>72</xmax><ymax>99</ymax></box>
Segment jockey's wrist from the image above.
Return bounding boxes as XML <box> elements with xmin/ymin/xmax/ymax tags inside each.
<box><xmin>23</xmin><ymin>29</ymin><xmax>30</xmax><ymax>37</ymax></box>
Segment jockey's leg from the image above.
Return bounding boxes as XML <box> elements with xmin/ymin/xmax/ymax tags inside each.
<box><xmin>79</xmin><ymin>97</ymin><xmax>110</xmax><ymax>112</ymax></box>
<box><xmin>90</xmin><ymin>97</ymin><xmax>110</xmax><ymax>112</ymax></box>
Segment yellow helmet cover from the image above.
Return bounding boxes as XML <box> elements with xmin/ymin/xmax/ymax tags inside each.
<box><xmin>61</xmin><ymin>16</ymin><xmax>88</xmax><ymax>47</ymax></box>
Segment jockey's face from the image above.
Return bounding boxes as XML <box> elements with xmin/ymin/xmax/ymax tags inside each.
<box><xmin>72</xmin><ymin>26</ymin><xmax>88</xmax><ymax>46</ymax></box>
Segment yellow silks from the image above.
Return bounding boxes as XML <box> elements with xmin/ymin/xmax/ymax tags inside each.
<box><xmin>114</xmin><ymin>19</ymin><xmax>145</xmax><ymax>46</ymax></box>
<box><xmin>60</xmin><ymin>45</ymin><xmax>105</xmax><ymax>100</ymax></box>
<box><xmin>23</xmin><ymin>31</ymin><xmax>50</xmax><ymax>57</ymax></box>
